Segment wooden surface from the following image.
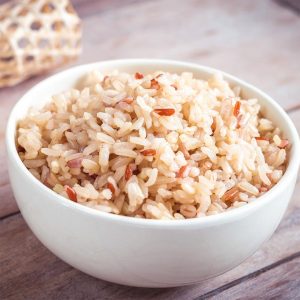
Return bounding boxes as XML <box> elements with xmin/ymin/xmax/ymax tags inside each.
<box><xmin>0</xmin><ymin>0</ymin><xmax>300</xmax><ymax>299</ymax></box>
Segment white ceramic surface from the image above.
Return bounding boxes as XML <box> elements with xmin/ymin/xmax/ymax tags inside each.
<box><xmin>6</xmin><ymin>59</ymin><xmax>300</xmax><ymax>287</ymax></box>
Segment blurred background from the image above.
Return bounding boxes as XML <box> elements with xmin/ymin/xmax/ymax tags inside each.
<box><xmin>1</xmin><ymin>0</ymin><xmax>300</xmax><ymax>299</ymax></box>
<box><xmin>1</xmin><ymin>0</ymin><xmax>300</xmax><ymax>106</ymax></box>
<box><xmin>71</xmin><ymin>0</ymin><xmax>300</xmax><ymax>109</ymax></box>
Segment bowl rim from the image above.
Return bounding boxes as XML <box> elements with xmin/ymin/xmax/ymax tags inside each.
<box><xmin>6</xmin><ymin>58</ymin><xmax>300</xmax><ymax>227</ymax></box>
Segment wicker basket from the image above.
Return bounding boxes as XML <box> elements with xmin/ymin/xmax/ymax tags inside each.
<box><xmin>0</xmin><ymin>0</ymin><xmax>82</xmax><ymax>87</ymax></box>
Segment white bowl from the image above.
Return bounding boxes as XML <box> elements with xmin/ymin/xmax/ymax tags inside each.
<box><xmin>6</xmin><ymin>59</ymin><xmax>300</xmax><ymax>287</ymax></box>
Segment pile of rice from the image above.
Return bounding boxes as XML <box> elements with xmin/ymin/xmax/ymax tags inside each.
<box><xmin>17</xmin><ymin>70</ymin><xmax>289</xmax><ymax>220</ymax></box>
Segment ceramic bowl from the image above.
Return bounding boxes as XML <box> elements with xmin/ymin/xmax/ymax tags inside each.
<box><xmin>6</xmin><ymin>59</ymin><xmax>300</xmax><ymax>287</ymax></box>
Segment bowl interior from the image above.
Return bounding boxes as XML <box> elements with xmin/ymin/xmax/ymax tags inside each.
<box><xmin>8</xmin><ymin>59</ymin><xmax>295</xmax><ymax>137</ymax></box>
<box><xmin>6</xmin><ymin>59</ymin><xmax>300</xmax><ymax>225</ymax></box>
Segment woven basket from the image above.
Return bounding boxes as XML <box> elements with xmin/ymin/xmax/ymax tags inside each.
<box><xmin>0</xmin><ymin>0</ymin><xmax>82</xmax><ymax>87</ymax></box>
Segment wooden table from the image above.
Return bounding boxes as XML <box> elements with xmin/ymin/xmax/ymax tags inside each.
<box><xmin>1</xmin><ymin>0</ymin><xmax>300</xmax><ymax>298</ymax></box>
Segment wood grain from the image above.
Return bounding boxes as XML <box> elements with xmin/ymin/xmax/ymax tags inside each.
<box><xmin>0</xmin><ymin>0</ymin><xmax>300</xmax><ymax>298</ymax></box>
<box><xmin>208</xmin><ymin>253</ymin><xmax>300</xmax><ymax>299</ymax></box>
<box><xmin>1</xmin><ymin>160</ymin><xmax>300</xmax><ymax>299</ymax></box>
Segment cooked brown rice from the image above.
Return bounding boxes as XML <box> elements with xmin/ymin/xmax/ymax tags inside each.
<box><xmin>17</xmin><ymin>70</ymin><xmax>289</xmax><ymax>219</ymax></box>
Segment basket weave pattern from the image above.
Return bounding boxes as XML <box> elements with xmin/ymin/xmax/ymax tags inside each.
<box><xmin>0</xmin><ymin>0</ymin><xmax>82</xmax><ymax>87</ymax></box>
